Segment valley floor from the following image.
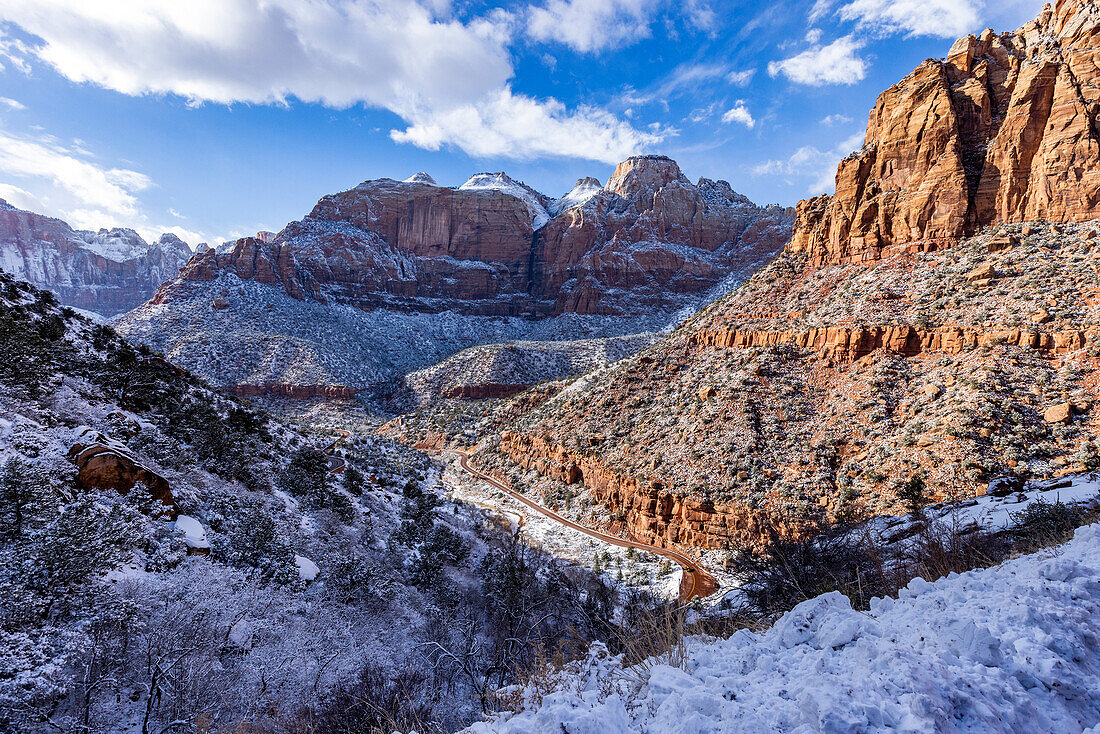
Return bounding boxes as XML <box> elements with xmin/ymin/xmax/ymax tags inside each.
<box><xmin>465</xmin><ymin>522</ymin><xmax>1100</xmax><ymax>733</ymax></box>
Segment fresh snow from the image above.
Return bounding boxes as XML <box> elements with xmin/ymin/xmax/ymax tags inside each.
<box><xmin>404</xmin><ymin>171</ymin><xmax>438</xmax><ymax>185</ymax></box>
<box><xmin>550</xmin><ymin>178</ymin><xmax>603</xmax><ymax>215</ymax></box>
<box><xmin>294</xmin><ymin>554</ymin><xmax>320</xmax><ymax>582</ymax></box>
<box><xmin>466</xmin><ymin>522</ymin><xmax>1100</xmax><ymax>733</ymax></box>
<box><xmin>77</xmin><ymin>228</ymin><xmax>152</xmax><ymax>262</ymax></box>
<box><xmin>459</xmin><ymin>172</ymin><xmax>551</xmax><ymax>230</ymax></box>
<box><xmin>172</xmin><ymin>515</ymin><xmax>210</xmax><ymax>550</ymax></box>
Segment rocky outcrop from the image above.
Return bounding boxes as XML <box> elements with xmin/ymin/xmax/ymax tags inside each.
<box><xmin>0</xmin><ymin>200</ymin><xmax>192</xmax><ymax>315</ymax></box>
<box><xmin>156</xmin><ymin>156</ymin><xmax>793</xmax><ymax>318</ymax></box>
<box><xmin>791</xmin><ymin>0</ymin><xmax>1100</xmax><ymax>266</ymax></box>
<box><xmin>68</xmin><ymin>427</ymin><xmax>173</xmax><ymax>509</ymax></box>
<box><xmin>499</xmin><ymin>432</ymin><xmax>809</xmax><ymax>551</ymax></box>
<box><xmin>225</xmin><ymin>384</ymin><xmax>359</xmax><ymax>399</ymax></box>
<box><xmin>688</xmin><ymin>324</ymin><xmax>1100</xmax><ymax>362</ymax></box>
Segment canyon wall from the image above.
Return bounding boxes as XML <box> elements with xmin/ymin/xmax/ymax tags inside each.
<box><xmin>791</xmin><ymin>0</ymin><xmax>1100</xmax><ymax>266</ymax></box>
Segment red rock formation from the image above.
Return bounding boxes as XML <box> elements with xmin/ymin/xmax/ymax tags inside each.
<box><xmin>225</xmin><ymin>384</ymin><xmax>359</xmax><ymax>399</ymax></box>
<box><xmin>792</xmin><ymin>0</ymin><xmax>1100</xmax><ymax>266</ymax></box>
<box><xmin>499</xmin><ymin>432</ymin><xmax>810</xmax><ymax>551</ymax></box>
<box><xmin>0</xmin><ymin>200</ymin><xmax>191</xmax><ymax>315</ymax></box>
<box><xmin>68</xmin><ymin>428</ymin><xmax>173</xmax><ymax>509</ymax></box>
<box><xmin>688</xmin><ymin>323</ymin><xmax>1100</xmax><ymax>362</ymax></box>
<box><xmin>157</xmin><ymin>157</ymin><xmax>793</xmax><ymax>318</ymax></box>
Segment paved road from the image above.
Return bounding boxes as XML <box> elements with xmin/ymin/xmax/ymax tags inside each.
<box><xmin>324</xmin><ymin>430</ymin><xmax>350</xmax><ymax>475</ymax></box>
<box><xmin>442</xmin><ymin>448</ymin><xmax>718</xmax><ymax>603</ymax></box>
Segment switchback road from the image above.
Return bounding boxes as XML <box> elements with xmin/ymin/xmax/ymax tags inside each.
<box><xmin>442</xmin><ymin>448</ymin><xmax>718</xmax><ymax>603</ymax></box>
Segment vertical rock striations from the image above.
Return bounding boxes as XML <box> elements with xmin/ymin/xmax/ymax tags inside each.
<box><xmin>792</xmin><ymin>0</ymin><xmax>1100</xmax><ymax>266</ymax></box>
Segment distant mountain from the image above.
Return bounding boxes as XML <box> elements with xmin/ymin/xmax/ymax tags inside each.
<box><xmin>118</xmin><ymin>156</ymin><xmax>793</xmax><ymax>392</ymax></box>
<box><xmin>0</xmin><ymin>199</ymin><xmax>192</xmax><ymax>315</ymax></box>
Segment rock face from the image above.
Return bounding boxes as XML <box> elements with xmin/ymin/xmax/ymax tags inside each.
<box><xmin>792</xmin><ymin>0</ymin><xmax>1100</xmax><ymax>266</ymax></box>
<box><xmin>688</xmin><ymin>324</ymin><xmax>1099</xmax><ymax>362</ymax></box>
<box><xmin>0</xmin><ymin>200</ymin><xmax>192</xmax><ymax>315</ymax></box>
<box><xmin>68</xmin><ymin>427</ymin><xmax>173</xmax><ymax>509</ymax></box>
<box><xmin>155</xmin><ymin>156</ymin><xmax>794</xmax><ymax>318</ymax></box>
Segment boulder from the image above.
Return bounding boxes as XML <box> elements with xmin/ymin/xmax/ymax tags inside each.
<box><xmin>1044</xmin><ymin>402</ymin><xmax>1073</xmax><ymax>423</ymax></box>
<box><xmin>68</xmin><ymin>427</ymin><xmax>173</xmax><ymax>509</ymax></box>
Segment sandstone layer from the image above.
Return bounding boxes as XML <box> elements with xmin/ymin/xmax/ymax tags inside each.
<box><xmin>792</xmin><ymin>0</ymin><xmax>1100</xmax><ymax>266</ymax></box>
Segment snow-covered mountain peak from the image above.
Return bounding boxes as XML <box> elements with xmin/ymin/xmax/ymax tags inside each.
<box><xmin>459</xmin><ymin>172</ymin><xmax>551</xmax><ymax>230</ymax></box>
<box><xmin>0</xmin><ymin>198</ymin><xmax>14</xmax><ymax>211</ymax></box>
<box><xmin>155</xmin><ymin>232</ymin><xmax>193</xmax><ymax>255</ymax></box>
<box><xmin>404</xmin><ymin>171</ymin><xmax>438</xmax><ymax>185</ymax></box>
<box><xmin>551</xmin><ymin>177</ymin><xmax>604</xmax><ymax>215</ymax></box>
<box><xmin>80</xmin><ymin>227</ymin><xmax>152</xmax><ymax>262</ymax></box>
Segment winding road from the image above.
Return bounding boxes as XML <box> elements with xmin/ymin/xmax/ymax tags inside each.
<box><xmin>442</xmin><ymin>448</ymin><xmax>718</xmax><ymax>603</ymax></box>
<box><xmin>324</xmin><ymin>429</ymin><xmax>350</xmax><ymax>474</ymax></box>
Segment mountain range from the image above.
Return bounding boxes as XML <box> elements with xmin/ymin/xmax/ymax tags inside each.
<box><xmin>0</xmin><ymin>199</ymin><xmax>193</xmax><ymax>316</ymax></box>
<box><xmin>113</xmin><ymin>156</ymin><xmax>792</xmax><ymax>393</ymax></box>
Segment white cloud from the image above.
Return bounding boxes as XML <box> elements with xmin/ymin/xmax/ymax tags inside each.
<box><xmin>390</xmin><ymin>88</ymin><xmax>664</xmax><ymax>163</ymax></box>
<box><xmin>768</xmin><ymin>36</ymin><xmax>867</xmax><ymax>86</ymax></box>
<box><xmin>0</xmin><ymin>97</ymin><xmax>24</xmax><ymax>110</ymax></box>
<box><xmin>727</xmin><ymin>69</ymin><xmax>756</xmax><ymax>86</ymax></box>
<box><xmin>822</xmin><ymin>113</ymin><xmax>854</xmax><ymax>125</ymax></box>
<box><xmin>752</xmin><ymin>131</ymin><xmax>864</xmax><ymax>194</ymax></box>
<box><xmin>0</xmin><ymin>0</ymin><xmax>661</xmax><ymax>163</ymax></box>
<box><xmin>526</xmin><ymin>0</ymin><xmax>654</xmax><ymax>53</ymax></box>
<box><xmin>0</xmin><ymin>125</ymin><xmax>213</xmax><ymax>246</ymax></box>
<box><xmin>0</xmin><ymin>128</ymin><xmax>150</xmax><ymax>226</ymax></box>
<box><xmin>721</xmin><ymin>103</ymin><xmax>755</xmax><ymax>128</ymax></box>
<box><xmin>838</xmin><ymin>0</ymin><xmax>981</xmax><ymax>38</ymax></box>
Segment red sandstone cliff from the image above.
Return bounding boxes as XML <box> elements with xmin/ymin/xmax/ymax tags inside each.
<box><xmin>792</xmin><ymin>0</ymin><xmax>1100</xmax><ymax>266</ymax></box>
<box><xmin>156</xmin><ymin>157</ymin><xmax>794</xmax><ymax>318</ymax></box>
<box><xmin>0</xmin><ymin>200</ymin><xmax>192</xmax><ymax>316</ymax></box>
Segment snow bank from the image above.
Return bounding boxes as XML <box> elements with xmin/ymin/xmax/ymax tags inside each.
<box><xmin>172</xmin><ymin>515</ymin><xmax>210</xmax><ymax>550</ymax></box>
<box><xmin>467</xmin><ymin>523</ymin><xmax>1100</xmax><ymax>733</ymax></box>
<box><xmin>294</xmin><ymin>555</ymin><xmax>319</xmax><ymax>582</ymax></box>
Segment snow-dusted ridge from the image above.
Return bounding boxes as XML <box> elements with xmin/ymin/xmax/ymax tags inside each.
<box><xmin>467</xmin><ymin>522</ymin><xmax>1100</xmax><ymax>733</ymax></box>
<box><xmin>459</xmin><ymin>172</ymin><xmax>552</xmax><ymax>229</ymax></box>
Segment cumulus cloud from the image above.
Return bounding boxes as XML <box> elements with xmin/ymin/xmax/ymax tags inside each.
<box><xmin>0</xmin><ymin>0</ymin><xmax>661</xmax><ymax>163</ymax></box>
<box><xmin>768</xmin><ymin>36</ymin><xmax>866</xmax><ymax>86</ymax></box>
<box><xmin>839</xmin><ymin>0</ymin><xmax>981</xmax><ymax>38</ymax></box>
<box><xmin>721</xmin><ymin>103</ymin><xmax>755</xmax><ymax>128</ymax></box>
<box><xmin>752</xmin><ymin>131</ymin><xmax>865</xmax><ymax>193</ymax></box>
<box><xmin>526</xmin><ymin>0</ymin><xmax>655</xmax><ymax>53</ymax></box>
<box><xmin>390</xmin><ymin>89</ymin><xmax>664</xmax><ymax>163</ymax></box>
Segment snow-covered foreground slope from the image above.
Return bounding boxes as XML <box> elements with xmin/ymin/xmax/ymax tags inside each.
<box><xmin>467</xmin><ymin>523</ymin><xmax>1100</xmax><ymax>733</ymax></box>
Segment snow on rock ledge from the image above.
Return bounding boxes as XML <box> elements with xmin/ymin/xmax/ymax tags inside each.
<box><xmin>466</xmin><ymin>523</ymin><xmax>1100</xmax><ymax>733</ymax></box>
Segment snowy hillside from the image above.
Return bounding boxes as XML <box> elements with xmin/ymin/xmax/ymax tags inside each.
<box><xmin>115</xmin><ymin>274</ymin><xmax>676</xmax><ymax>389</ymax></box>
<box><xmin>467</xmin><ymin>522</ymin><xmax>1100</xmax><ymax>733</ymax></box>
<box><xmin>0</xmin><ymin>270</ymin><xmax>666</xmax><ymax>733</ymax></box>
<box><xmin>403</xmin><ymin>332</ymin><xmax>662</xmax><ymax>406</ymax></box>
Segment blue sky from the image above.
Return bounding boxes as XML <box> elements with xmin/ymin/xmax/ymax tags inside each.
<box><xmin>0</xmin><ymin>0</ymin><xmax>1039</xmax><ymax>247</ymax></box>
